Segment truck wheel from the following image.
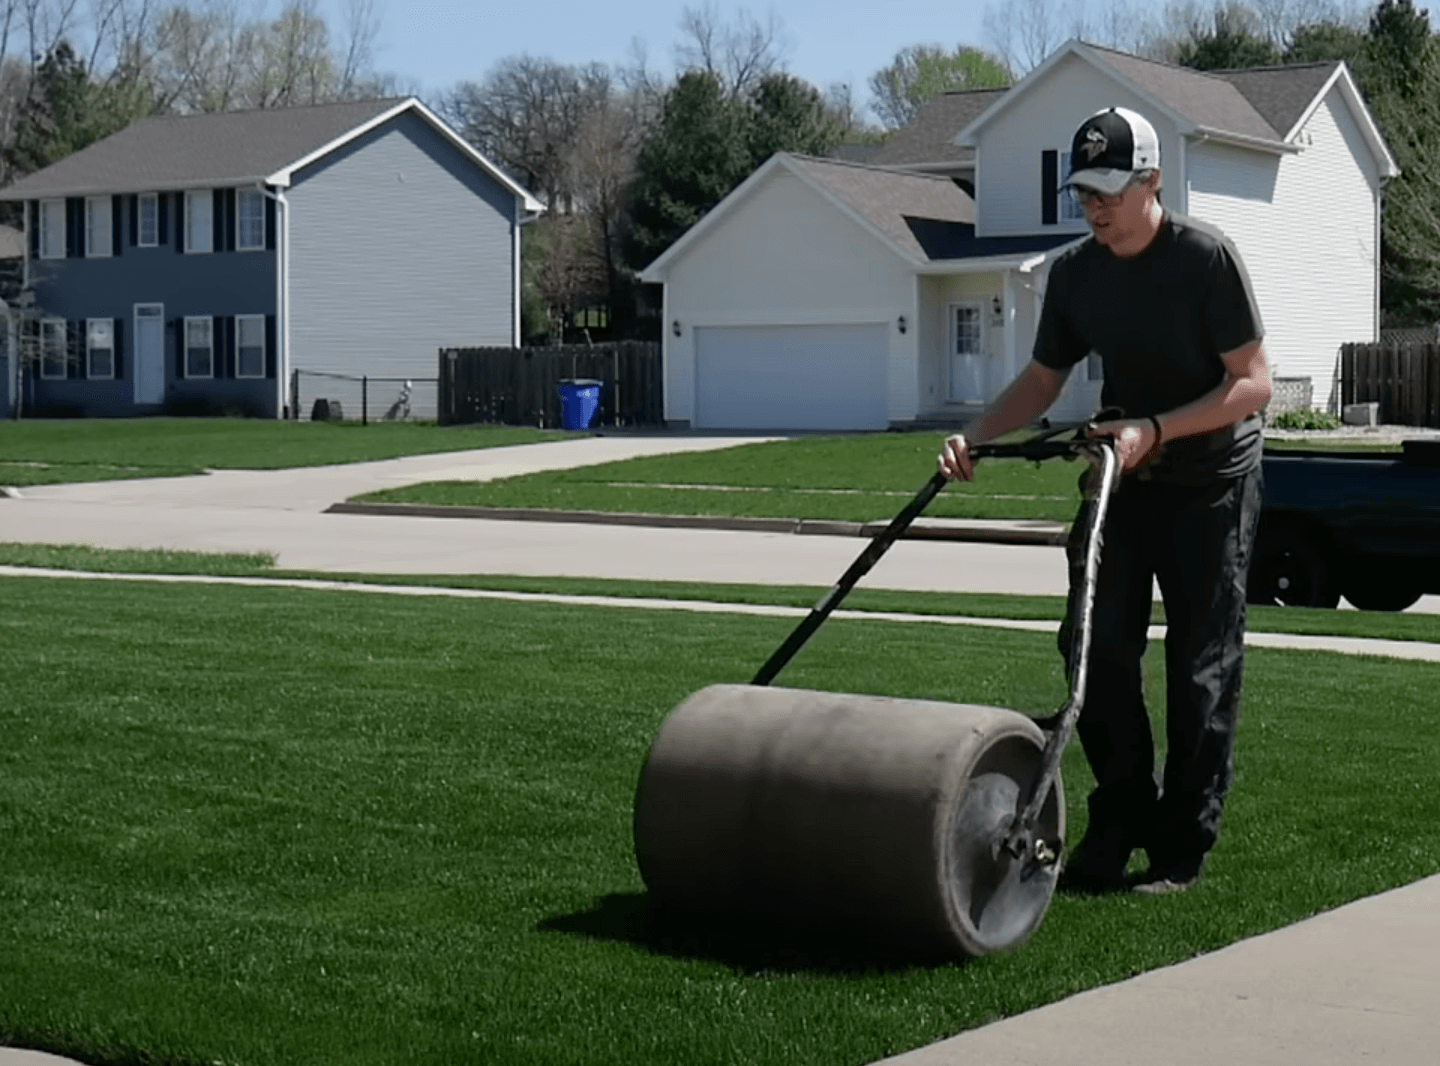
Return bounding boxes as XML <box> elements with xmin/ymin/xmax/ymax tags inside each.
<box><xmin>1343</xmin><ymin>565</ymin><xmax>1422</xmax><ymax>612</ymax></box>
<box><xmin>1248</xmin><ymin>529</ymin><xmax>1339</xmax><ymax>609</ymax></box>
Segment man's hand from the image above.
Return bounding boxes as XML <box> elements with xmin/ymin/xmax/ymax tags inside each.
<box><xmin>1087</xmin><ymin>418</ymin><xmax>1162</xmax><ymax>472</ymax></box>
<box><xmin>938</xmin><ymin>434</ymin><xmax>976</xmax><ymax>481</ymax></box>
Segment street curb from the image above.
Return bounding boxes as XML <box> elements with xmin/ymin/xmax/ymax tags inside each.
<box><xmin>324</xmin><ymin>501</ymin><xmax>1070</xmax><ymax>546</ymax></box>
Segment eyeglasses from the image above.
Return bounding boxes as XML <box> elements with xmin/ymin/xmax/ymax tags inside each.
<box><xmin>1073</xmin><ymin>174</ymin><xmax>1149</xmax><ymax>209</ymax></box>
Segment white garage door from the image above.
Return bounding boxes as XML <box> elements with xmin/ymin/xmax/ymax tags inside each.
<box><xmin>694</xmin><ymin>323</ymin><xmax>889</xmax><ymax>430</ymax></box>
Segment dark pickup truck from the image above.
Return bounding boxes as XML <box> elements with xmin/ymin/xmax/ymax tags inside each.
<box><xmin>1248</xmin><ymin>439</ymin><xmax>1440</xmax><ymax>611</ymax></box>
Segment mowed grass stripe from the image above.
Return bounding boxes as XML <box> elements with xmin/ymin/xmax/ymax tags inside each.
<box><xmin>2</xmin><ymin>575</ymin><xmax>1438</xmax><ymax>1065</ymax></box>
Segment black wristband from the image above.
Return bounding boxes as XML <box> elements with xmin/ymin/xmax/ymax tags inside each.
<box><xmin>1147</xmin><ymin>414</ymin><xmax>1164</xmax><ymax>444</ymax></box>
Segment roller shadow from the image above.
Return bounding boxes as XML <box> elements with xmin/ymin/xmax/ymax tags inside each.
<box><xmin>538</xmin><ymin>892</ymin><xmax>963</xmax><ymax>975</ymax></box>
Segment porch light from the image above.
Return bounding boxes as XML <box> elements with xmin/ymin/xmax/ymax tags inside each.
<box><xmin>672</xmin><ymin>320</ymin><xmax>682</xmax><ymax>337</ymax></box>
<box><xmin>992</xmin><ymin>296</ymin><xmax>1003</xmax><ymax>318</ymax></box>
<box><xmin>897</xmin><ymin>315</ymin><xmax>907</xmax><ymax>334</ymax></box>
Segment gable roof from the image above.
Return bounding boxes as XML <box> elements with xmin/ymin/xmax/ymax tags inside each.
<box><xmin>1210</xmin><ymin>61</ymin><xmax>1342</xmax><ymax>141</ymax></box>
<box><xmin>868</xmin><ymin>89</ymin><xmax>1006</xmax><ymax>168</ymax></box>
<box><xmin>953</xmin><ymin>41</ymin><xmax>1396</xmax><ymax>179</ymax></box>
<box><xmin>958</xmin><ymin>40</ymin><xmax>1299</xmax><ymax>152</ymax></box>
<box><xmin>0</xmin><ymin>97</ymin><xmax>544</xmax><ymax>210</ymax></box>
<box><xmin>641</xmin><ymin>152</ymin><xmax>1073</xmax><ymax>280</ymax></box>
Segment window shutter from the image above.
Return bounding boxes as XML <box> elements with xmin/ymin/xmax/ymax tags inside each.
<box><xmin>265</xmin><ymin>315</ymin><xmax>277</xmax><ymax>378</ymax></box>
<box><xmin>114</xmin><ymin>318</ymin><xmax>125</xmax><ymax>379</ymax></box>
<box><xmin>213</xmin><ymin>189</ymin><xmax>225</xmax><ymax>253</ymax></box>
<box><xmin>265</xmin><ymin>196</ymin><xmax>276</xmax><ymax>251</ymax></box>
<box><xmin>175</xmin><ymin>195</ymin><xmax>185</xmax><ymax>253</ymax></box>
<box><xmin>174</xmin><ymin>318</ymin><xmax>185</xmax><ymax>378</ymax></box>
<box><xmin>28</xmin><ymin>202</ymin><xmax>39</xmax><ymax>258</ymax></box>
<box><xmin>128</xmin><ymin>195</ymin><xmax>138</xmax><ymax>247</ymax></box>
<box><xmin>226</xmin><ymin>189</ymin><xmax>238</xmax><ymax>252</ymax></box>
<box><xmin>213</xmin><ymin>315</ymin><xmax>226</xmax><ymax>378</ymax></box>
<box><xmin>66</xmin><ymin>198</ymin><xmax>83</xmax><ymax>257</ymax></box>
<box><xmin>69</xmin><ymin>320</ymin><xmax>81</xmax><ymax>378</ymax></box>
<box><xmin>158</xmin><ymin>193</ymin><xmax>169</xmax><ymax>245</ymax></box>
<box><xmin>112</xmin><ymin>195</ymin><xmax>123</xmax><ymax>257</ymax></box>
<box><xmin>1041</xmin><ymin>151</ymin><xmax>1058</xmax><ymax>226</ymax></box>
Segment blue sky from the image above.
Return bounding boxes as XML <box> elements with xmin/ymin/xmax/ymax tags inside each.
<box><xmin>343</xmin><ymin>0</ymin><xmax>992</xmax><ymax>109</ymax></box>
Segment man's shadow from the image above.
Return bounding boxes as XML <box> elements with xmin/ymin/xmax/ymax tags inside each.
<box><xmin>538</xmin><ymin>892</ymin><xmax>961</xmax><ymax>975</ymax></box>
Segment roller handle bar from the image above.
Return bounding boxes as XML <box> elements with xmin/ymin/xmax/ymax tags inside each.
<box><xmin>751</xmin><ymin>436</ymin><xmax>1105</xmax><ymax>687</ymax></box>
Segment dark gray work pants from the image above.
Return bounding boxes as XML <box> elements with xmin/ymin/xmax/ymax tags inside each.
<box><xmin>1059</xmin><ymin>466</ymin><xmax>1263</xmax><ymax>864</ymax></box>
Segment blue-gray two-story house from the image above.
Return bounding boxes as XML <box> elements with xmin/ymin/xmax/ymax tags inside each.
<box><xmin>0</xmin><ymin>97</ymin><xmax>544</xmax><ymax>419</ymax></box>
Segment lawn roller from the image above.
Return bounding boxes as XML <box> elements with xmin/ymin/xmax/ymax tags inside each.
<box><xmin>633</xmin><ymin>432</ymin><xmax>1119</xmax><ymax>958</ymax></box>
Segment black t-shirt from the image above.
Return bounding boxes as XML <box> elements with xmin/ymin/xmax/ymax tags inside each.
<box><xmin>1033</xmin><ymin>211</ymin><xmax>1265</xmax><ymax>484</ymax></box>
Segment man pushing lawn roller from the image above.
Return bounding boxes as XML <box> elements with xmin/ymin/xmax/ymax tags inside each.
<box><xmin>632</xmin><ymin>106</ymin><xmax>1270</xmax><ymax>959</ymax></box>
<box><xmin>940</xmin><ymin>106</ymin><xmax>1272</xmax><ymax>895</ymax></box>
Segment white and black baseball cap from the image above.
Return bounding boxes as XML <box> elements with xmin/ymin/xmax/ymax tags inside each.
<box><xmin>1063</xmin><ymin>107</ymin><xmax>1161</xmax><ymax>195</ymax></box>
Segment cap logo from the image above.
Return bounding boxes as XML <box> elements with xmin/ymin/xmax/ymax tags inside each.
<box><xmin>1081</xmin><ymin>128</ymin><xmax>1108</xmax><ymax>161</ymax></box>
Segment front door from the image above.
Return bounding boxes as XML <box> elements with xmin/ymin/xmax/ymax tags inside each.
<box><xmin>134</xmin><ymin>303</ymin><xmax>164</xmax><ymax>405</ymax></box>
<box><xmin>948</xmin><ymin>301</ymin><xmax>987</xmax><ymax>403</ymax></box>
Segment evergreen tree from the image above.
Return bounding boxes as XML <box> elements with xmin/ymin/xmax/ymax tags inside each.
<box><xmin>1175</xmin><ymin>6</ymin><xmax>1280</xmax><ymax>71</ymax></box>
<box><xmin>7</xmin><ymin>42</ymin><xmax>153</xmax><ymax>177</ymax></box>
<box><xmin>747</xmin><ymin>73</ymin><xmax>845</xmax><ymax>166</ymax></box>
<box><xmin>627</xmin><ymin>69</ymin><xmax>844</xmax><ymax>269</ymax></box>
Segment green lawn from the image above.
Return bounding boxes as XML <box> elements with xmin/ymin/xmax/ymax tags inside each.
<box><xmin>0</xmin><ymin>419</ymin><xmax>571</xmax><ymax>485</ymax></box>
<box><xmin>2</xmin><ymin>574</ymin><xmax>1438</xmax><ymax>1066</ymax></box>
<box><xmin>355</xmin><ymin>433</ymin><xmax>1413</xmax><ymax>525</ymax></box>
<box><xmin>357</xmin><ymin>434</ymin><xmax>1091</xmax><ymax>523</ymax></box>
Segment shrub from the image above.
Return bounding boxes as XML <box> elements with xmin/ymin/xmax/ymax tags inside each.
<box><xmin>1269</xmin><ymin>408</ymin><xmax>1343</xmax><ymax>431</ymax></box>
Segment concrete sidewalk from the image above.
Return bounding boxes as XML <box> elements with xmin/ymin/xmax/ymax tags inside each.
<box><xmin>2</xmin><ymin>432</ymin><xmax>1439</xmax><ymax>1066</ymax></box>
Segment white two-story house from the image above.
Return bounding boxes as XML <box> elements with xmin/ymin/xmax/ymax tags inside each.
<box><xmin>641</xmin><ymin>39</ymin><xmax>1398</xmax><ymax>430</ymax></box>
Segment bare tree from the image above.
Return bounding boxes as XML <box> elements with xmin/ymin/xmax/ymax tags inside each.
<box><xmin>439</xmin><ymin>55</ymin><xmax>612</xmax><ymax>210</ymax></box>
<box><xmin>672</xmin><ymin>1</ymin><xmax>789</xmax><ymax>99</ymax></box>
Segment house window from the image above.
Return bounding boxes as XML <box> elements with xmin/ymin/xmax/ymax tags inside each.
<box><xmin>185</xmin><ymin>316</ymin><xmax>213</xmax><ymax>377</ymax></box>
<box><xmin>87</xmin><ymin>319</ymin><xmax>115</xmax><ymax>379</ymax></box>
<box><xmin>138</xmin><ymin>193</ymin><xmax>158</xmax><ymax>246</ymax></box>
<box><xmin>39</xmin><ymin>199</ymin><xmax>65</xmax><ymax>259</ymax></box>
<box><xmin>236</xmin><ymin>315</ymin><xmax>266</xmax><ymax>378</ymax></box>
<box><xmin>1059</xmin><ymin>151</ymin><xmax>1084</xmax><ymax>222</ymax></box>
<box><xmin>185</xmin><ymin>190</ymin><xmax>213</xmax><ymax>254</ymax></box>
<box><xmin>237</xmin><ymin>190</ymin><xmax>265</xmax><ymax>250</ymax></box>
<box><xmin>86</xmin><ymin>196</ymin><xmax>113</xmax><ymax>257</ymax></box>
<box><xmin>40</xmin><ymin>318</ymin><xmax>67</xmax><ymax>379</ymax></box>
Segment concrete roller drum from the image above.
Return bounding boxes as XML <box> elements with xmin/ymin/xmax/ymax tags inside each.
<box><xmin>631</xmin><ymin>434</ymin><xmax>1118</xmax><ymax>960</ymax></box>
<box><xmin>633</xmin><ymin>683</ymin><xmax>1064</xmax><ymax>957</ymax></box>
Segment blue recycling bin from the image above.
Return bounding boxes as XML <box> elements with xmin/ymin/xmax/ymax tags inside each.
<box><xmin>557</xmin><ymin>378</ymin><xmax>602</xmax><ymax>430</ymax></box>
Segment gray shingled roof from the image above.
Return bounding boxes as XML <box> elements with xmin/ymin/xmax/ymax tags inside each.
<box><xmin>868</xmin><ymin>89</ymin><xmax>1005</xmax><ymax>167</ymax></box>
<box><xmin>788</xmin><ymin>154</ymin><xmax>974</xmax><ymax>261</ymax></box>
<box><xmin>1086</xmin><ymin>44</ymin><xmax>1283</xmax><ymax>142</ymax></box>
<box><xmin>1211</xmin><ymin>61</ymin><xmax>1341</xmax><ymax>139</ymax></box>
<box><xmin>0</xmin><ymin>97</ymin><xmax>407</xmax><ymax>199</ymax></box>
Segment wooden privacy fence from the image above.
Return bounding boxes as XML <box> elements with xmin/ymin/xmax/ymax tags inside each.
<box><xmin>1340</xmin><ymin>342</ymin><xmax>1440</xmax><ymax>427</ymax></box>
<box><xmin>438</xmin><ymin>342</ymin><xmax>662</xmax><ymax>427</ymax></box>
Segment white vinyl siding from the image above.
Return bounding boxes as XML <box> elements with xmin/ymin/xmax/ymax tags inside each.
<box><xmin>87</xmin><ymin>319</ymin><xmax>115</xmax><ymax>379</ymax></box>
<box><xmin>236</xmin><ymin>315</ymin><xmax>266</xmax><ymax>378</ymax></box>
<box><xmin>184</xmin><ymin>316</ymin><xmax>214</xmax><ymax>377</ymax></box>
<box><xmin>1186</xmin><ymin>89</ymin><xmax>1379</xmax><ymax>411</ymax></box>
<box><xmin>973</xmin><ymin>53</ymin><xmax>1167</xmax><ymax>236</ymax></box>
<box><xmin>39</xmin><ymin>199</ymin><xmax>65</xmax><ymax>259</ymax></box>
<box><xmin>40</xmin><ymin>319</ymin><xmax>67</xmax><ymax>378</ymax></box>
<box><xmin>184</xmin><ymin>190</ymin><xmax>212</xmax><ymax>254</ymax></box>
<box><xmin>237</xmin><ymin>190</ymin><xmax>265</xmax><ymax>250</ymax></box>
<box><xmin>138</xmin><ymin>193</ymin><xmax>158</xmax><ymax>246</ymax></box>
<box><xmin>85</xmin><ymin>197</ymin><xmax>112</xmax><ymax>257</ymax></box>
<box><xmin>658</xmin><ymin>168</ymin><xmax>914</xmax><ymax>427</ymax></box>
